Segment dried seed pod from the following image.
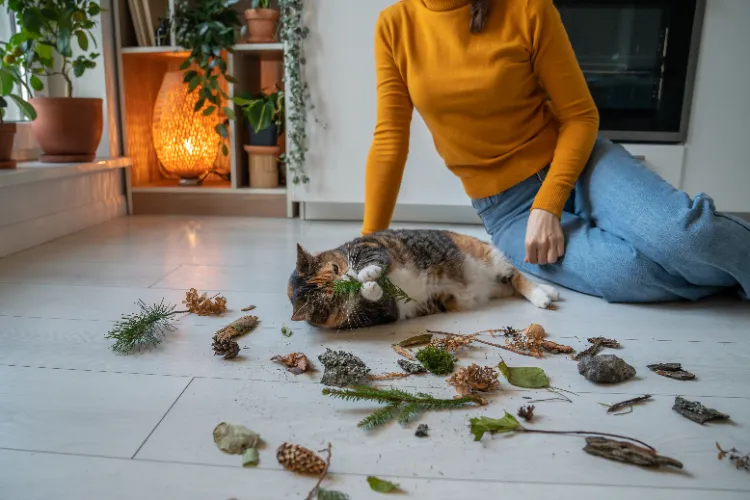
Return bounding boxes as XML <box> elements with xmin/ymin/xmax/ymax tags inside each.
<box><xmin>276</xmin><ymin>442</ymin><xmax>326</xmax><ymax>475</ymax></box>
<box><xmin>214</xmin><ymin>315</ymin><xmax>259</xmax><ymax>341</ymax></box>
<box><xmin>524</xmin><ymin>324</ymin><xmax>546</xmax><ymax>341</ymax></box>
<box><xmin>517</xmin><ymin>405</ymin><xmax>535</xmax><ymax>421</ymax></box>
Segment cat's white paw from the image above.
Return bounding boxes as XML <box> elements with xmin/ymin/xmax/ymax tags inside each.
<box><xmin>357</xmin><ymin>264</ymin><xmax>383</xmax><ymax>283</ymax></box>
<box><xmin>538</xmin><ymin>284</ymin><xmax>560</xmax><ymax>301</ymax></box>
<box><xmin>361</xmin><ymin>281</ymin><xmax>384</xmax><ymax>302</ymax></box>
<box><xmin>529</xmin><ymin>287</ymin><xmax>553</xmax><ymax>309</ymax></box>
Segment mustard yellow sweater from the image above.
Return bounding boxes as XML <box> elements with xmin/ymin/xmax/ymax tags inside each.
<box><xmin>363</xmin><ymin>0</ymin><xmax>599</xmax><ymax>234</ymax></box>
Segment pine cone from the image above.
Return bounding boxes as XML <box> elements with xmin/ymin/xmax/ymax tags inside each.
<box><xmin>276</xmin><ymin>443</ymin><xmax>326</xmax><ymax>475</ymax></box>
<box><xmin>212</xmin><ymin>338</ymin><xmax>240</xmax><ymax>359</ymax></box>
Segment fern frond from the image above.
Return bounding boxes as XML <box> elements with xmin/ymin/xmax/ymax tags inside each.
<box><xmin>105</xmin><ymin>300</ymin><xmax>180</xmax><ymax>354</ymax></box>
<box><xmin>358</xmin><ymin>404</ymin><xmax>397</xmax><ymax>430</ymax></box>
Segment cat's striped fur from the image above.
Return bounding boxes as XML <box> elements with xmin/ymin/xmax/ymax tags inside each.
<box><xmin>287</xmin><ymin>229</ymin><xmax>559</xmax><ymax>330</ymax></box>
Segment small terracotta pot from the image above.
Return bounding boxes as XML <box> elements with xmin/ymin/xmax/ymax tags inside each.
<box><xmin>244</xmin><ymin>9</ymin><xmax>280</xmax><ymax>43</ymax></box>
<box><xmin>244</xmin><ymin>145</ymin><xmax>281</xmax><ymax>188</ymax></box>
<box><xmin>29</xmin><ymin>97</ymin><xmax>103</xmax><ymax>163</ymax></box>
<box><xmin>0</xmin><ymin>122</ymin><xmax>17</xmax><ymax>169</ymax></box>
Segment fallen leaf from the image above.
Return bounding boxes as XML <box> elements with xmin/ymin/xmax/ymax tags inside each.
<box><xmin>391</xmin><ymin>344</ymin><xmax>415</xmax><ymax>360</ymax></box>
<box><xmin>271</xmin><ymin>352</ymin><xmax>312</xmax><ymax>375</ymax></box>
<box><xmin>469</xmin><ymin>412</ymin><xmax>522</xmax><ymax>441</ymax></box>
<box><xmin>213</xmin><ymin>422</ymin><xmax>260</xmax><ymax>454</ymax></box>
<box><xmin>317</xmin><ymin>489</ymin><xmax>350</xmax><ymax>500</ymax></box>
<box><xmin>367</xmin><ymin>476</ymin><xmax>400</xmax><ymax>493</ymax></box>
<box><xmin>397</xmin><ymin>333</ymin><xmax>433</xmax><ymax>347</ymax></box>
<box><xmin>498</xmin><ymin>360</ymin><xmax>550</xmax><ymax>388</ymax></box>
<box><xmin>242</xmin><ymin>447</ymin><xmax>259</xmax><ymax>467</ymax></box>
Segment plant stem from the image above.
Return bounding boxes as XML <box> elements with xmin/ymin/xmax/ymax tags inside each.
<box><xmin>427</xmin><ymin>330</ymin><xmax>517</xmax><ymax>353</ymax></box>
<box><xmin>519</xmin><ymin>427</ymin><xmax>656</xmax><ymax>451</ymax></box>
<box><xmin>305</xmin><ymin>443</ymin><xmax>332</xmax><ymax>500</ymax></box>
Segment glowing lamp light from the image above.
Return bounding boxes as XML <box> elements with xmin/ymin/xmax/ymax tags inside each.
<box><xmin>152</xmin><ymin>71</ymin><xmax>220</xmax><ymax>185</ymax></box>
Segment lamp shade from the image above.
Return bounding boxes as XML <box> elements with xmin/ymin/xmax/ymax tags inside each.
<box><xmin>152</xmin><ymin>71</ymin><xmax>220</xmax><ymax>183</ymax></box>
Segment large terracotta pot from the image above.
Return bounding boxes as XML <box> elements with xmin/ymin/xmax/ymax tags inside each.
<box><xmin>29</xmin><ymin>97</ymin><xmax>103</xmax><ymax>163</ymax></box>
<box><xmin>0</xmin><ymin>122</ymin><xmax>17</xmax><ymax>169</ymax></box>
<box><xmin>244</xmin><ymin>9</ymin><xmax>280</xmax><ymax>43</ymax></box>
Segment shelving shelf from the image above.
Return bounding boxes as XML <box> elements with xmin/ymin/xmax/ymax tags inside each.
<box><xmin>113</xmin><ymin>0</ymin><xmax>293</xmax><ymax>218</ymax></box>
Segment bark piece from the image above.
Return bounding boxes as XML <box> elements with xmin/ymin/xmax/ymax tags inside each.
<box><xmin>648</xmin><ymin>363</ymin><xmax>696</xmax><ymax>381</ymax></box>
<box><xmin>583</xmin><ymin>437</ymin><xmax>683</xmax><ymax>469</ymax></box>
<box><xmin>673</xmin><ymin>396</ymin><xmax>730</xmax><ymax>424</ymax></box>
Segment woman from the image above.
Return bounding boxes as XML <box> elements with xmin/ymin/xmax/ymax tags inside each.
<box><xmin>361</xmin><ymin>0</ymin><xmax>749</xmax><ymax>302</ymax></box>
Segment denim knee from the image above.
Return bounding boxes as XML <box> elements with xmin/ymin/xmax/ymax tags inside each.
<box><xmin>591</xmin><ymin>249</ymin><xmax>682</xmax><ymax>303</ymax></box>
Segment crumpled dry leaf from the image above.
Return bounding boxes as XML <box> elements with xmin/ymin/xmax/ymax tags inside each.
<box><xmin>498</xmin><ymin>360</ymin><xmax>550</xmax><ymax>389</ymax></box>
<box><xmin>213</xmin><ymin>422</ymin><xmax>260</xmax><ymax>454</ymax></box>
<box><xmin>272</xmin><ymin>352</ymin><xmax>312</xmax><ymax>375</ymax></box>
<box><xmin>214</xmin><ymin>316</ymin><xmax>259</xmax><ymax>341</ymax></box>
<box><xmin>183</xmin><ymin>288</ymin><xmax>227</xmax><ymax>316</ymax></box>
<box><xmin>469</xmin><ymin>412</ymin><xmax>522</xmax><ymax>441</ymax></box>
<box><xmin>447</xmin><ymin>363</ymin><xmax>500</xmax><ymax>396</ymax></box>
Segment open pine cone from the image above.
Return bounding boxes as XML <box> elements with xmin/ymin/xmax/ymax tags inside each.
<box><xmin>447</xmin><ymin>363</ymin><xmax>500</xmax><ymax>396</ymax></box>
<box><xmin>276</xmin><ymin>443</ymin><xmax>326</xmax><ymax>475</ymax></box>
<box><xmin>212</xmin><ymin>338</ymin><xmax>240</xmax><ymax>359</ymax></box>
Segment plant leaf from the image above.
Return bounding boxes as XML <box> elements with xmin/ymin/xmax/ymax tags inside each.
<box><xmin>317</xmin><ymin>489</ymin><xmax>350</xmax><ymax>500</ymax></box>
<box><xmin>215</xmin><ymin>123</ymin><xmax>229</xmax><ymax>138</ymax></box>
<box><xmin>0</xmin><ymin>69</ymin><xmax>15</xmax><ymax>96</ymax></box>
<box><xmin>241</xmin><ymin>447</ymin><xmax>259</xmax><ymax>467</ymax></box>
<box><xmin>57</xmin><ymin>27</ymin><xmax>72</xmax><ymax>57</ymax></box>
<box><xmin>222</xmin><ymin>106</ymin><xmax>235</xmax><ymax>120</ymax></box>
<box><xmin>202</xmin><ymin>105</ymin><xmax>217</xmax><ymax>116</ymax></box>
<box><xmin>497</xmin><ymin>360</ymin><xmax>549</xmax><ymax>389</ymax></box>
<box><xmin>179</xmin><ymin>59</ymin><xmax>191</xmax><ymax>71</ymax></box>
<box><xmin>29</xmin><ymin>75</ymin><xmax>44</xmax><ymax>92</ymax></box>
<box><xmin>367</xmin><ymin>476</ymin><xmax>400</xmax><ymax>493</ymax></box>
<box><xmin>397</xmin><ymin>333</ymin><xmax>433</xmax><ymax>347</ymax></box>
<box><xmin>9</xmin><ymin>94</ymin><xmax>36</xmax><ymax>120</ymax></box>
<box><xmin>76</xmin><ymin>31</ymin><xmax>89</xmax><ymax>51</ymax></box>
<box><xmin>469</xmin><ymin>412</ymin><xmax>522</xmax><ymax>441</ymax></box>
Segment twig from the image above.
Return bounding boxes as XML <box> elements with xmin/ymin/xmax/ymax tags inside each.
<box><xmin>528</xmin><ymin>387</ymin><xmax>576</xmax><ymax>404</ymax></box>
<box><xmin>427</xmin><ymin>330</ymin><xmax>520</xmax><ymax>354</ymax></box>
<box><xmin>521</xmin><ymin>428</ymin><xmax>656</xmax><ymax>451</ymax></box>
<box><xmin>605</xmin><ymin>395</ymin><xmax>652</xmax><ymax>414</ymax></box>
<box><xmin>305</xmin><ymin>443</ymin><xmax>332</xmax><ymax>500</ymax></box>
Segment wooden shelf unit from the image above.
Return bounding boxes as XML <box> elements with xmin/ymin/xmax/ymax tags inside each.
<box><xmin>112</xmin><ymin>0</ymin><xmax>292</xmax><ymax>217</ymax></box>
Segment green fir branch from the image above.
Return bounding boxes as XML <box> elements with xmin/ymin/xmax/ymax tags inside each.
<box><xmin>322</xmin><ymin>385</ymin><xmax>482</xmax><ymax>429</ymax></box>
<box><xmin>105</xmin><ymin>300</ymin><xmax>183</xmax><ymax>354</ymax></box>
<box><xmin>330</xmin><ymin>276</ymin><xmax>413</xmax><ymax>303</ymax></box>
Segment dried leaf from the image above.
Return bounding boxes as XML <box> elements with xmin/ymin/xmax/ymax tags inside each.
<box><xmin>272</xmin><ymin>352</ymin><xmax>312</xmax><ymax>375</ymax></box>
<box><xmin>213</xmin><ymin>422</ymin><xmax>260</xmax><ymax>454</ymax></box>
<box><xmin>397</xmin><ymin>333</ymin><xmax>433</xmax><ymax>347</ymax></box>
<box><xmin>391</xmin><ymin>344</ymin><xmax>415</xmax><ymax>360</ymax></box>
<box><xmin>583</xmin><ymin>437</ymin><xmax>683</xmax><ymax>469</ymax></box>
<box><xmin>317</xmin><ymin>489</ymin><xmax>350</xmax><ymax>500</ymax></box>
<box><xmin>716</xmin><ymin>443</ymin><xmax>750</xmax><ymax>472</ymax></box>
<box><xmin>242</xmin><ymin>447</ymin><xmax>259</xmax><ymax>467</ymax></box>
<box><xmin>447</xmin><ymin>364</ymin><xmax>500</xmax><ymax>396</ymax></box>
<box><xmin>241</xmin><ymin>305</ymin><xmax>257</xmax><ymax>312</ymax></box>
<box><xmin>367</xmin><ymin>476</ymin><xmax>400</xmax><ymax>493</ymax></box>
<box><xmin>673</xmin><ymin>396</ymin><xmax>730</xmax><ymax>424</ymax></box>
<box><xmin>183</xmin><ymin>288</ymin><xmax>227</xmax><ymax>316</ymax></box>
<box><xmin>214</xmin><ymin>316</ymin><xmax>259</xmax><ymax>341</ymax></box>
<box><xmin>469</xmin><ymin>412</ymin><xmax>522</xmax><ymax>441</ymax></box>
<box><xmin>498</xmin><ymin>360</ymin><xmax>550</xmax><ymax>388</ymax></box>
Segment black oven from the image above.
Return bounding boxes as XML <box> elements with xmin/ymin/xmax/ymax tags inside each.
<box><xmin>555</xmin><ymin>0</ymin><xmax>705</xmax><ymax>143</ymax></box>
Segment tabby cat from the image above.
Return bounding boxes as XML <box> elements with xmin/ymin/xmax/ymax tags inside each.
<box><xmin>287</xmin><ymin>229</ymin><xmax>559</xmax><ymax>329</ymax></box>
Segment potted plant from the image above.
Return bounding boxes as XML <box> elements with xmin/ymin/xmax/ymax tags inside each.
<box><xmin>235</xmin><ymin>87</ymin><xmax>284</xmax><ymax>187</ymax></box>
<box><xmin>244</xmin><ymin>0</ymin><xmax>279</xmax><ymax>43</ymax></box>
<box><xmin>0</xmin><ymin>42</ymin><xmax>37</xmax><ymax>169</ymax></box>
<box><xmin>4</xmin><ymin>0</ymin><xmax>103</xmax><ymax>163</ymax></box>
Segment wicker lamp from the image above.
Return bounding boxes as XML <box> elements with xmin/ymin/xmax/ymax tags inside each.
<box><xmin>152</xmin><ymin>71</ymin><xmax>220</xmax><ymax>185</ymax></box>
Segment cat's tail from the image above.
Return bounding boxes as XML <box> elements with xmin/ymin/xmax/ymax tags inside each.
<box><xmin>511</xmin><ymin>272</ymin><xmax>560</xmax><ymax>309</ymax></box>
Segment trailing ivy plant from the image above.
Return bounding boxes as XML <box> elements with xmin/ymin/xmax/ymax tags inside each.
<box><xmin>0</xmin><ymin>42</ymin><xmax>37</xmax><ymax>122</ymax></box>
<box><xmin>2</xmin><ymin>0</ymin><xmax>102</xmax><ymax>98</ymax></box>
<box><xmin>278</xmin><ymin>0</ymin><xmax>310</xmax><ymax>184</ymax></box>
<box><xmin>174</xmin><ymin>0</ymin><xmax>241</xmax><ymax>155</ymax></box>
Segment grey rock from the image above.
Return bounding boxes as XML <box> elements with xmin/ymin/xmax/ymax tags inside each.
<box><xmin>318</xmin><ymin>349</ymin><xmax>370</xmax><ymax>387</ymax></box>
<box><xmin>577</xmin><ymin>354</ymin><xmax>636</xmax><ymax>384</ymax></box>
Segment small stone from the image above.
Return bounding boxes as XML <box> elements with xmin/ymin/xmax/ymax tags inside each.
<box><xmin>577</xmin><ymin>354</ymin><xmax>636</xmax><ymax>384</ymax></box>
<box><xmin>415</xmin><ymin>424</ymin><xmax>429</xmax><ymax>438</ymax></box>
<box><xmin>673</xmin><ymin>396</ymin><xmax>730</xmax><ymax>424</ymax></box>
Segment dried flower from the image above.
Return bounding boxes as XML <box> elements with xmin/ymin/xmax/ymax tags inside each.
<box><xmin>716</xmin><ymin>443</ymin><xmax>750</xmax><ymax>472</ymax></box>
<box><xmin>272</xmin><ymin>352</ymin><xmax>312</xmax><ymax>375</ymax></box>
<box><xmin>447</xmin><ymin>363</ymin><xmax>500</xmax><ymax>396</ymax></box>
<box><xmin>183</xmin><ymin>288</ymin><xmax>227</xmax><ymax>316</ymax></box>
<box><xmin>517</xmin><ymin>405</ymin><xmax>535</xmax><ymax>421</ymax></box>
<box><xmin>430</xmin><ymin>333</ymin><xmax>477</xmax><ymax>352</ymax></box>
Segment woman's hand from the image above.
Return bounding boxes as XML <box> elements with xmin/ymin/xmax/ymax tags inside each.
<box><xmin>525</xmin><ymin>209</ymin><xmax>565</xmax><ymax>265</ymax></box>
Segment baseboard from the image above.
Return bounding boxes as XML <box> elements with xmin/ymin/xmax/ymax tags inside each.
<box><xmin>0</xmin><ymin>196</ymin><xmax>127</xmax><ymax>258</ymax></box>
<box><xmin>302</xmin><ymin>202</ymin><xmax>481</xmax><ymax>225</ymax></box>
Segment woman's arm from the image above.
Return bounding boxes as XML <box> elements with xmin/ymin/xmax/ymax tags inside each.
<box><xmin>361</xmin><ymin>13</ymin><xmax>414</xmax><ymax>235</ymax></box>
<box><xmin>528</xmin><ymin>0</ymin><xmax>599</xmax><ymax>217</ymax></box>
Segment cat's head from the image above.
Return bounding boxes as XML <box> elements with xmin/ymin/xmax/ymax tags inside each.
<box><xmin>287</xmin><ymin>244</ymin><xmax>350</xmax><ymax>328</ymax></box>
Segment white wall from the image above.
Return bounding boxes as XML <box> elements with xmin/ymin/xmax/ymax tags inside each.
<box><xmin>682</xmin><ymin>0</ymin><xmax>750</xmax><ymax>212</ymax></box>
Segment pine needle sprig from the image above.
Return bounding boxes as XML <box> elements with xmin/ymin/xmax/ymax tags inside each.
<box><xmin>322</xmin><ymin>385</ymin><xmax>482</xmax><ymax>429</ymax></box>
<box><xmin>105</xmin><ymin>300</ymin><xmax>185</xmax><ymax>354</ymax></box>
<box><xmin>330</xmin><ymin>275</ymin><xmax>413</xmax><ymax>303</ymax></box>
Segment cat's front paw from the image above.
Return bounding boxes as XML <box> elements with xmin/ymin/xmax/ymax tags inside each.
<box><xmin>357</xmin><ymin>264</ymin><xmax>383</xmax><ymax>283</ymax></box>
<box><xmin>529</xmin><ymin>285</ymin><xmax>560</xmax><ymax>309</ymax></box>
<box><xmin>361</xmin><ymin>281</ymin><xmax>384</xmax><ymax>302</ymax></box>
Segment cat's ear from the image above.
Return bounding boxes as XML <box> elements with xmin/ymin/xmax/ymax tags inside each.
<box><xmin>290</xmin><ymin>302</ymin><xmax>307</xmax><ymax>321</ymax></box>
<box><xmin>296</xmin><ymin>243</ymin><xmax>313</xmax><ymax>273</ymax></box>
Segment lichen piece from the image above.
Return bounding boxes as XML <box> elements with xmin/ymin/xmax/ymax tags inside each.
<box><xmin>318</xmin><ymin>349</ymin><xmax>370</xmax><ymax>387</ymax></box>
<box><xmin>673</xmin><ymin>396</ymin><xmax>730</xmax><ymax>424</ymax></box>
<box><xmin>213</xmin><ymin>422</ymin><xmax>260</xmax><ymax>455</ymax></box>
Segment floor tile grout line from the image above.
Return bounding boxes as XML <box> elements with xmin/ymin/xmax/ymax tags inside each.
<box><xmin>147</xmin><ymin>264</ymin><xmax>184</xmax><ymax>289</ymax></box>
<box><xmin>130</xmin><ymin>376</ymin><xmax>195</xmax><ymax>460</ymax></box>
<box><xmin>0</xmin><ymin>447</ymin><xmax>749</xmax><ymax>494</ymax></box>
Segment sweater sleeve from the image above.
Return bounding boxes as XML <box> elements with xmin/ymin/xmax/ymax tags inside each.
<box><xmin>527</xmin><ymin>0</ymin><xmax>599</xmax><ymax>217</ymax></box>
<box><xmin>361</xmin><ymin>13</ymin><xmax>414</xmax><ymax>235</ymax></box>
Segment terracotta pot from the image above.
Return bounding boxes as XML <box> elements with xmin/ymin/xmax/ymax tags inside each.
<box><xmin>244</xmin><ymin>145</ymin><xmax>280</xmax><ymax>188</ymax></box>
<box><xmin>0</xmin><ymin>122</ymin><xmax>17</xmax><ymax>169</ymax></box>
<box><xmin>29</xmin><ymin>97</ymin><xmax>103</xmax><ymax>163</ymax></box>
<box><xmin>244</xmin><ymin>9</ymin><xmax>280</xmax><ymax>43</ymax></box>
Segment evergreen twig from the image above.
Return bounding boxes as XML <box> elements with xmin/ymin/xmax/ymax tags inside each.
<box><xmin>105</xmin><ymin>300</ymin><xmax>186</xmax><ymax>354</ymax></box>
<box><xmin>322</xmin><ymin>385</ymin><xmax>482</xmax><ymax>429</ymax></box>
<box><xmin>331</xmin><ymin>275</ymin><xmax>413</xmax><ymax>303</ymax></box>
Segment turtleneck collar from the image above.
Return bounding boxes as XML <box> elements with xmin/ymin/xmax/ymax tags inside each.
<box><xmin>421</xmin><ymin>0</ymin><xmax>470</xmax><ymax>12</ymax></box>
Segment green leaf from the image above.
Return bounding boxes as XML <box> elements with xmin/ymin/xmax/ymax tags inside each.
<box><xmin>221</xmin><ymin>143</ymin><xmax>229</xmax><ymax>156</ymax></box>
<box><xmin>317</xmin><ymin>489</ymin><xmax>349</xmax><ymax>500</ymax></box>
<box><xmin>188</xmin><ymin>75</ymin><xmax>201</xmax><ymax>93</ymax></box>
<box><xmin>76</xmin><ymin>31</ymin><xmax>89</xmax><ymax>51</ymax></box>
<box><xmin>41</xmin><ymin>8</ymin><xmax>58</xmax><ymax>21</ymax></box>
<box><xmin>29</xmin><ymin>75</ymin><xmax>44</xmax><ymax>92</ymax></box>
<box><xmin>202</xmin><ymin>105</ymin><xmax>217</xmax><ymax>116</ymax></box>
<box><xmin>73</xmin><ymin>60</ymin><xmax>85</xmax><ymax>78</ymax></box>
<box><xmin>241</xmin><ymin>447</ymin><xmax>259</xmax><ymax>467</ymax></box>
<box><xmin>215</xmin><ymin>123</ymin><xmax>228</xmax><ymax>138</ymax></box>
<box><xmin>0</xmin><ymin>69</ymin><xmax>15</xmax><ymax>96</ymax></box>
<box><xmin>57</xmin><ymin>27</ymin><xmax>72</xmax><ymax>58</ymax></box>
<box><xmin>88</xmin><ymin>3</ymin><xmax>102</xmax><ymax>16</ymax></box>
<box><xmin>193</xmin><ymin>97</ymin><xmax>206</xmax><ymax>112</ymax></box>
<box><xmin>497</xmin><ymin>360</ymin><xmax>549</xmax><ymax>389</ymax></box>
<box><xmin>469</xmin><ymin>412</ymin><xmax>522</xmax><ymax>441</ymax></box>
<box><xmin>10</xmin><ymin>94</ymin><xmax>36</xmax><ymax>121</ymax></box>
<box><xmin>397</xmin><ymin>334</ymin><xmax>433</xmax><ymax>347</ymax></box>
<box><xmin>179</xmin><ymin>59</ymin><xmax>191</xmax><ymax>71</ymax></box>
<box><xmin>183</xmin><ymin>70</ymin><xmax>198</xmax><ymax>83</ymax></box>
<box><xmin>367</xmin><ymin>476</ymin><xmax>400</xmax><ymax>494</ymax></box>
<box><xmin>222</xmin><ymin>106</ymin><xmax>235</xmax><ymax>120</ymax></box>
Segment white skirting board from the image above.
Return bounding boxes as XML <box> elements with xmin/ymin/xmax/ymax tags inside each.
<box><xmin>301</xmin><ymin>202</ymin><xmax>482</xmax><ymax>225</ymax></box>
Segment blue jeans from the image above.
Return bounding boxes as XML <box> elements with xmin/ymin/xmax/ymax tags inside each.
<box><xmin>472</xmin><ymin>137</ymin><xmax>750</xmax><ymax>302</ymax></box>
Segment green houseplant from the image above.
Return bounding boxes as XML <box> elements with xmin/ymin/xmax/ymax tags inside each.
<box><xmin>0</xmin><ymin>42</ymin><xmax>37</xmax><ymax>169</ymax></box>
<box><xmin>3</xmin><ymin>0</ymin><xmax>103</xmax><ymax>163</ymax></box>
<box><xmin>244</xmin><ymin>0</ymin><xmax>279</xmax><ymax>43</ymax></box>
<box><xmin>234</xmin><ymin>86</ymin><xmax>284</xmax><ymax>146</ymax></box>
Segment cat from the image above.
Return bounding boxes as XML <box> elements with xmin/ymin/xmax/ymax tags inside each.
<box><xmin>287</xmin><ymin>229</ymin><xmax>559</xmax><ymax>330</ymax></box>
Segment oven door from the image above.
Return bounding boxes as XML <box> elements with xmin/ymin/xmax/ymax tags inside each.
<box><xmin>555</xmin><ymin>0</ymin><xmax>703</xmax><ymax>143</ymax></box>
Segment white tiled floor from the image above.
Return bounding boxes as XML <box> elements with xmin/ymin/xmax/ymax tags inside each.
<box><xmin>0</xmin><ymin>215</ymin><xmax>748</xmax><ymax>499</ymax></box>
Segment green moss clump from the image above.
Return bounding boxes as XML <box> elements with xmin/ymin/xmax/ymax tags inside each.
<box><xmin>415</xmin><ymin>345</ymin><xmax>457</xmax><ymax>375</ymax></box>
